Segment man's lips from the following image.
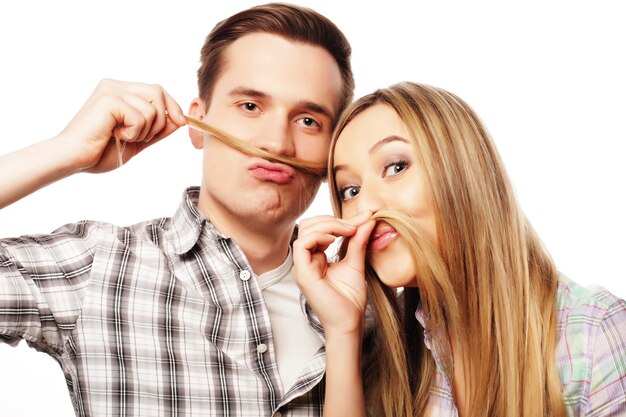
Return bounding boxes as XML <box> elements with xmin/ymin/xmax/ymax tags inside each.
<box><xmin>248</xmin><ymin>160</ymin><xmax>295</xmax><ymax>184</ymax></box>
<box><xmin>368</xmin><ymin>222</ymin><xmax>398</xmax><ymax>253</ymax></box>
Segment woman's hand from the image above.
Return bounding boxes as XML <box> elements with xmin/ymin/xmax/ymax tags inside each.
<box><xmin>292</xmin><ymin>211</ymin><xmax>375</xmax><ymax>337</ymax></box>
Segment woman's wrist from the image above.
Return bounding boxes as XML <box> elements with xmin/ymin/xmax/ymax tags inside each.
<box><xmin>324</xmin><ymin>326</ymin><xmax>364</xmax><ymax>346</ymax></box>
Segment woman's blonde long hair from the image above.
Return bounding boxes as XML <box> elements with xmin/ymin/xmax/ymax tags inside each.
<box><xmin>329</xmin><ymin>82</ymin><xmax>566</xmax><ymax>417</ymax></box>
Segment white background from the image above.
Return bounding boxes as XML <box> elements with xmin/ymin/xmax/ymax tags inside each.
<box><xmin>1</xmin><ymin>1</ymin><xmax>624</xmax><ymax>415</ymax></box>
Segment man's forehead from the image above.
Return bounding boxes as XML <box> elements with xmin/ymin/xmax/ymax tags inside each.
<box><xmin>215</xmin><ymin>33</ymin><xmax>343</xmax><ymax>114</ymax></box>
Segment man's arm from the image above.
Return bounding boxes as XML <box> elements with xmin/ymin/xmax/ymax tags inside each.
<box><xmin>0</xmin><ymin>79</ymin><xmax>187</xmax><ymax>209</ymax></box>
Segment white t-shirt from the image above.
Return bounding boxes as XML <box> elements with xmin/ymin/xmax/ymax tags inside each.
<box><xmin>256</xmin><ymin>248</ymin><xmax>324</xmax><ymax>391</ymax></box>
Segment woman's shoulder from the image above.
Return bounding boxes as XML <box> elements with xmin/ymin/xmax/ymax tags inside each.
<box><xmin>555</xmin><ymin>272</ymin><xmax>626</xmax><ymax>347</ymax></box>
<box><xmin>555</xmin><ymin>273</ymin><xmax>626</xmax><ymax>415</ymax></box>
<box><xmin>556</xmin><ymin>273</ymin><xmax>625</xmax><ymax>317</ymax></box>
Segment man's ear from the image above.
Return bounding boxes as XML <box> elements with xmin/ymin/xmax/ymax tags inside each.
<box><xmin>188</xmin><ymin>98</ymin><xmax>206</xmax><ymax>149</ymax></box>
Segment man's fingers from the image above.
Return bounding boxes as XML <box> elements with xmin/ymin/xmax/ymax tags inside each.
<box><xmin>110</xmin><ymin>100</ymin><xmax>146</xmax><ymax>143</ymax></box>
<box><xmin>147</xmin><ymin>122</ymin><xmax>182</xmax><ymax>145</ymax></box>
<box><xmin>163</xmin><ymin>90</ymin><xmax>187</xmax><ymax>126</ymax></box>
<box><xmin>106</xmin><ymin>80</ymin><xmax>185</xmax><ymax>143</ymax></box>
<box><xmin>121</xmin><ymin>94</ymin><xmax>159</xmax><ymax>142</ymax></box>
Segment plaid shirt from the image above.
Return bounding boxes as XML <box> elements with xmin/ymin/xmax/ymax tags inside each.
<box><xmin>0</xmin><ymin>187</ymin><xmax>326</xmax><ymax>417</ymax></box>
<box><xmin>419</xmin><ymin>275</ymin><xmax>626</xmax><ymax>416</ymax></box>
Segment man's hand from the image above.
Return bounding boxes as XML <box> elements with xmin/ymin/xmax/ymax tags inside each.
<box><xmin>59</xmin><ymin>79</ymin><xmax>187</xmax><ymax>173</ymax></box>
<box><xmin>0</xmin><ymin>79</ymin><xmax>187</xmax><ymax>209</ymax></box>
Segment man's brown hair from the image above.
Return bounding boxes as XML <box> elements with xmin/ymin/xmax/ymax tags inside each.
<box><xmin>197</xmin><ymin>3</ymin><xmax>354</xmax><ymax>118</ymax></box>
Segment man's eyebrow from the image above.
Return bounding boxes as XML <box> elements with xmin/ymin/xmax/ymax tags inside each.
<box><xmin>228</xmin><ymin>87</ymin><xmax>334</xmax><ymax>121</ymax></box>
<box><xmin>333</xmin><ymin>135</ymin><xmax>410</xmax><ymax>174</ymax></box>
<box><xmin>295</xmin><ymin>100</ymin><xmax>335</xmax><ymax>121</ymax></box>
<box><xmin>228</xmin><ymin>87</ymin><xmax>268</xmax><ymax>99</ymax></box>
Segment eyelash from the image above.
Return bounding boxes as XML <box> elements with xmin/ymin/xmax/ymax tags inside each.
<box><xmin>338</xmin><ymin>159</ymin><xmax>410</xmax><ymax>202</ymax></box>
<box><xmin>238</xmin><ymin>102</ymin><xmax>322</xmax><ymax>130</ymax></box>
<box><xmin>383</xmin><ymin>158</ymin><xmax>410</xmax><ymax>177</ymax></box>
<box><xmin>240</xmin><ymin>102</ymin><xmax>261</xmax><ymax>113</ymax></box>
<box><xmin>297</xmin><ymin>116</ymin><xmax>321</xmax><ymax>129</ymax></box>
<box><xmin>339</xmin><ymin>184</ymin><xmax>360</xmax><ymax>202</ymax></box>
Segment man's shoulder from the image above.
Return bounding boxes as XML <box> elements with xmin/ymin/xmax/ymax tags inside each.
<box><xmin>93</xmin><ymin>216</ymin><xmax>175</xmax><ymax>250</ymax></box>
<box><xmin>125</xmin><ymin>216</ymin><xmax>174</xmax><ymax>234</ymax></box>
<box><xmin>0</xmin><ymin>215</ymin><xmax>174</xmax><ymax>253</ymax></box>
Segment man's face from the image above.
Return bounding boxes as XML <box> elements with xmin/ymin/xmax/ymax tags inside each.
<box><xmin>190</xmin><ymin>33</ymin><xmax>343</xmax><ymax>235</ymax></box>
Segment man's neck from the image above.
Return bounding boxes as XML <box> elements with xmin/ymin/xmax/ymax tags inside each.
<box><xmin>197</xmin><ymin>200</ymin><xmax>294</xmax><ymax>276</ymax></box>
<box><xmin>232</xmin><ymin>225</ymin><xmax>293</xmax><ymax>275</ymax></box>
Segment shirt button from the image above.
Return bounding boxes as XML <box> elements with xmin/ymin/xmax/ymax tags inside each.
<box><xmin>239</xmin><ymin>270</ymin><xmax>251</xmax><ymax>281</ymax></box>
<box><xmin>257</xmin><ymin>343</ymin><xmax>268</xmax><ymax>354</ymax></box>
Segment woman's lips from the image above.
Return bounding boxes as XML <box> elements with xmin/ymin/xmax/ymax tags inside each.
<box><xmin>368</xmin><ymin>223</ymin><xmax>398</xmax><ymax>252</ymax></box>
<box><xmin>249</xmin><ymin>160</ymin><xmax>295</xmax><ymax>184</ymax></box>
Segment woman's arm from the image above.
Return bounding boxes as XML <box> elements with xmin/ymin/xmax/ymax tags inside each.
<box><xmin>292</xmin><ymin>212</ymin><xmax>374</xmax><ymax>417</ymax></box>
<box><xmin>323</xmin><ymin>331</ymin><xmax>367</xmax><ymax>417</ymax></box>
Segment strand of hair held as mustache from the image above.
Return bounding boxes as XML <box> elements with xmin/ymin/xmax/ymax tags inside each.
<box><xmin>369</xmin><ymin>209</ymin><xmax>460</xmax><ymax>337</ymax></box>
<box><xmin>113</xmin><ymin>116</ymin><xmax>327</xmax><ymax>177</ymax></box>
<box><xmin>185</xmin><ymin>116</ymin><xmax>327</xmax><ymax>176</ymax></box>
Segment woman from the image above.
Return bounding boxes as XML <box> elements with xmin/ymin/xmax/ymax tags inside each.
<box><xmin>293</xmin><ymin>82</ymin><xmax>626</xmax><ymax>417</ymax></box>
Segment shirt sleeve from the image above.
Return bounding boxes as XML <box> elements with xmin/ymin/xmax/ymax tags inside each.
<box><xmin>0</xmin><ymin>221</ymin><xmax>100</xmax><ymax>354</ymax></box>
<box><xmin>586</xmin><ymin>297</ymin><xmax>626</xmax><ymax>416</ymax></box>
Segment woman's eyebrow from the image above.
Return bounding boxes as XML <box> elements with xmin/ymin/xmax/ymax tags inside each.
<box><xmin>333</xmin><ymin>135</ymin><xmax>410</xmax><ymax>175</ymax></box>
<box><xmin>368</xmin><ymin>135</ymin><xmax>409</xmax><ymax>155</ymax></box>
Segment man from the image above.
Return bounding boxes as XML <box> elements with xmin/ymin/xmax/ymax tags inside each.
<box><xmin>0</xmin><ymin>3</ymin><xmax>354</xmax><ymax>416</ymax></box>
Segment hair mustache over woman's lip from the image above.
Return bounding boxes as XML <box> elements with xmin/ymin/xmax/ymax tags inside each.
<box><xmin>369</xmin><ymin>221</ymin><xmax>397</xmax><ymax>241</ymax></box>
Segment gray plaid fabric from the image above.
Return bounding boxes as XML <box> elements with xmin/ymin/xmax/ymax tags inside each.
<box><xmin>0</xmin><ymin>187</ymin><xmax>325</xmax><ymax>417</ymax></box>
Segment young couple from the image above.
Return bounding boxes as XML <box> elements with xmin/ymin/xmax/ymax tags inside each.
<box><xmin>1</xmin><ymin>3</ymin><xmax>624</xmax><ymax>417</ymax></box>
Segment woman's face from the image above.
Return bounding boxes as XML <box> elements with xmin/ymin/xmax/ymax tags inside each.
<box><xmin>333</xmin><ymin>103</ymin><xmax>437</xmax><ymax>288</ymax></box>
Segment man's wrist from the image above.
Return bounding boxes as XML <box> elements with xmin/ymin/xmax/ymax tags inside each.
<box><xmin>50</xmin><ymin>132</ymin><xmax>93</xmax><ymax>175</ymax></box>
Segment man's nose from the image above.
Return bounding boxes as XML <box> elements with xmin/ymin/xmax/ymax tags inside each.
<box><xmin>254</xmin><ymin>117</ymin><xmax>295</xmax><ymax>157</ymax></box>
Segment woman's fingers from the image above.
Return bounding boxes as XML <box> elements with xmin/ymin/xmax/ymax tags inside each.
<box><xmin>343</xmin><ymin>219</ymin><xmax>376</xmax><ymax>268</ymax></box>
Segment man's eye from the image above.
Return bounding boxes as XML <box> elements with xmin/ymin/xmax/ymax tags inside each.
<box><xmin>340</xmin><ymin>186</ymin><xmax>360</xmax><ymax>201</ymax></box>
<box><xmin>242</xmin><ymin>102</ymin><xmax>259</xmax><ymax>112</ymax></box>
<box><xmin>297</xmin><ymin>117</ymin><xmax>320</xmax><ymax>128</ymax></box>
<box><xmin>383</xmin><ymin>160</ymin><xmax>409</xmax><ymax>177</ymax></box>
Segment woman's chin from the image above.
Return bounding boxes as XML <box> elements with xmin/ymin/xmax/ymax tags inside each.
<box><xmin>371</xmin><ymin>257</ymin><xmax>416</xmax><ymax>289</ymax></box>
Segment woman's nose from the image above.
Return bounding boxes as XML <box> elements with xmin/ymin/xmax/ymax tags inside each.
<box><xmin>357</xmin><ymin>185</ymin><xmax>385</xmax><ymax>215</ymax></box>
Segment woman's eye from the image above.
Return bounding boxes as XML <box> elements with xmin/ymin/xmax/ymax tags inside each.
<box><xmin>383</xmin><ymin>160</ymin><xmax>409</xmax><ymax>177</ymax></box>
<box><xmin>340</xmin><ymin>185</ymin><xmax>360</xmax><ymax>201</ymax></box>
